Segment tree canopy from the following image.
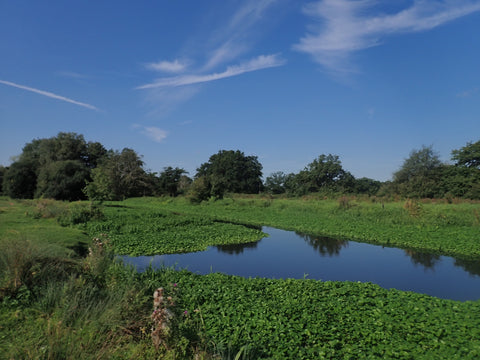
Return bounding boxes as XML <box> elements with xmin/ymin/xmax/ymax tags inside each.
<box><xmin>264</xmin><ymin>171</ymin><xmax>291</xmax><ymax>195</ymax></box>
<box><xmin>389</xmin><ymin>145</ymin><xmax>442</xmax><ymax>198</ymax></box>
<box><xmin>393</xmin><ymin>146</ymin><xmax>442</xmax><ymax>183</ymax></box>
<box><xmin>386</xmin><ymin>143</ymin><xmax>480</xmax><ymax>199</ymax></box>
<box><xmin>290</xmin><ymin>154</ymin><xmax>354</xmax><ymax>195</ymax></box>
<box><xmin>452</xmin><ymin>140</ymin><xmax>480</xmax><ymax>169</ymax></box>
<box><xmin>194</xmin><ymin>150</ymin><xmax>263</xmax><ymax>199</ymax></box>
<box><xmin>2</xmin><ymin>160</ymin><xmax>37</xmax><ymax>199</ymax></box>
<box><xmin>84</xmin><ymin>148</ymin><xmax>152</xmax><ymax>201</ymax></box>
<box><xmin>2</xmin><ymin>133</ymin><xmax>150</xmax><ymax>201</ymax></box>
<box><xmin>36</xmin><ymin>160</ymin><xmax>90</xmax><ymax>200</ymax></box>
<box><xmin>3</xmin><ymin>133</ymin><xmax>102</xmax><ymax>200</ymax></box>
<box><xmin>157</xmin><ymin>167</ymin><xmax>188</xmax><ymax>197</ymax></box>
<box><xmin>2</xmin><ymin>133</ymin><xmax>479</xmax><ymax>201</ymax></box>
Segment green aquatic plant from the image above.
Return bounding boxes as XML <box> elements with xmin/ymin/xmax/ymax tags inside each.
<box><xmin>144</xmin><ymin>269</ymin><xmax>480</xmax><ymax>359</ymax></box>
<box><xmin>86</xmin><ymin>206</ymin><xmax>266</xmax><ymax>255</ymax></box>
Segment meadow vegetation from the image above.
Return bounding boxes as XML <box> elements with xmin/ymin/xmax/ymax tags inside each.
<box><xmin>94</xmin><ymin>196</ymin><xmax>480</xmax><ymax>259</ymax></box>
<box><xmin>1</xmin><ymin>196</ymin><xmax>480</xmax><ymax>359</ymax></box>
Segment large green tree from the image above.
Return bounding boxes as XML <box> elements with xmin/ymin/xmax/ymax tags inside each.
<box><xmin>264</xmin><ymin>171</ymin><xmax>298</xmax><ymax>196</ymax></box>
<box><xmin>452</xmin><ymin>140</ymin><xmax>480</xmax><ymax>169</ymax></box>
<box><xmin>85</xmin><ymin>141</ymin><xmax>108</xmax><ymax>169</ymax></box>
<box><xmin>20</xmin><ymin>132</ymin><xmax>89</xmax><ymax>168</ymax></box>
<box><xmin>437</xmin><ymin>165</ymin><xmax>480</xmax><ymax>199</ymax></box>
<box><xmin>2</xmin><ymin>160</ymin><xmax>37</xmax><ymax>199</ymax></box>
<box><xmin>84</xmin><ymin>148</ymin><xmax>152</xmax><ymax>201</ymax></box>
<box><xmin>157</xmin><ymin>167</ymin><xmax>188</xmax><ymax>197</ymax></box>
<box><xmin>195</xmin><ymin>150</ymin><xmax>263</xmax><ymax>199</ymax></box>
<box><xmin>393</xmin><ymin>145</ymin><xmax>442</xmax><ymax>183</ymax></box>
<box><xmin>293</xmin><ymin>154</ymin><xmax>354</xmax><ymax>195</ymax></box>
<box><xmin>4</xmin><ymin>132</ymin><xmax>107</xmax><ymax>200</ymax></box>
<box><xmin>444</xmin><ymin>140</ymin><xmax>480</xmax><ymax>199</ymax></box>
<box><xmin>392</xmin><ymin>145</ymin><xmax>443</xmax><ymax>198</ymax></box>
<box><xmin>384</xmin><ymin>141</ymin><xmax>480</xmax><ymax>199</ymax></box>
<box><xmin>264</xmin><ymin>171</ymin><xmax>289</xmax><ymax>195</ymax></box>
<box><xmin>35</xmin><ymin>160</ymin><xmax>90</xmax><ymax>201</ymax></box>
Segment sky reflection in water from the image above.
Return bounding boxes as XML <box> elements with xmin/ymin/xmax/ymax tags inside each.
<box><xmin>122</xmin><ymin>227</ymin><xmax>480</xmax><ymax>301</ymax></box>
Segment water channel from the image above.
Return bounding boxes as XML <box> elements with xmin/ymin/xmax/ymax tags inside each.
<box><xmin>121</xmin><ymin>227</ymin><xmax>480</xmax><ymax>301</ymax></box>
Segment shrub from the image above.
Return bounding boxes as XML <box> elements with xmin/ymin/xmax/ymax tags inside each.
<box><xmin>57</xmin><ymin>202</ymin><xmax>104</xmax><ymax>226</ymax></box>
<box><xmin>187</xmin><ymin>177</ymin><xmax>211</xmax><ymax>204</ymax></box>
<box><xmin>27</xmin><ymin>198</ymin><xmax>68</xmax><ymax>219</ymax></box>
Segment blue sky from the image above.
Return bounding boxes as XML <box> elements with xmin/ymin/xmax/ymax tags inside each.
<box><xmin>1</xmin><ymin>0</ymin><xmax>479</xmax><ymax>181</ymax></box>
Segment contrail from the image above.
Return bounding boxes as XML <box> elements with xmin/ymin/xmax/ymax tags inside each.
<box><xmin>0</xmin><ymin>79</ymin><xmax>99</xmax><ymax>111</ymax></box>
<box><xmin>137</xmin><ymin>54</ymin><xmax>285</xmax><ymax>89</ymax></box>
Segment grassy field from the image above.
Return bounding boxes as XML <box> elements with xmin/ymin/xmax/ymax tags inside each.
<box><xmin>0</xmin><ymin>198</ymin><xmax>90</xmax><ymax>257</ymax></box>
<box><xmin>1</xmin><ymin>196</ymin><xmax>480</xmax><ymax>359</ymax></box>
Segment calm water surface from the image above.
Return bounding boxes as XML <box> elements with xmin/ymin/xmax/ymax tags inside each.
<box><xmin>121</xmin><ymin>227</ymin><xmax>480</xmax><ymax>301</ymax></box>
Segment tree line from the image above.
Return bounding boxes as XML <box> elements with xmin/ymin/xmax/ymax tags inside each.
<box><xmin>1</xmin><ymin>132</ymin><xmax>479</xmax><ymax>201</ymax></box>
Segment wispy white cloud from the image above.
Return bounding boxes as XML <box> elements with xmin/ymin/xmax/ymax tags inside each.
<box><xmin>0</xmin><ymin>79</ymin><xmax>99</xmax><ymax>111</ymax></box>
<box><xmin>145</xmin><ymin>59</ymin><xmax>189</xmax><ymax>73</ymax></box>
<box><xmin>137</xmin><ymin>54</ymin><xmax>285</xmax><ymax>89</ymax></box>
<box><xmin>229</xmin><ymin>0</ymin><xmax>277</xmax><ymax>31</ymax></box>
<box><xmin>138</xmin><ymin>1</ymin><xmax>282</xmax><ymax>115</ymax></box>
<box><xmin>203</xmin><ymin>41</ymin><xmax>248</xmax><ymax>71</ymax></box>
<box><xmin>142</xmin><ymin>86</ymin><xmax>200</xmax><ymax>118</ymax></box>
<box><xmin>203</xmin><ymin>0</ymin><xmax>278</xmax><ymax>70</ymax></box>
<box><xmin>294</xmin><ymin>0</ymin><xmax>480</xmax><ymax>73</ymax></box>
<box><xmin>133</xmin><ymin>124</ymin><xmax>168</xmax><ymax>142</ymax></box>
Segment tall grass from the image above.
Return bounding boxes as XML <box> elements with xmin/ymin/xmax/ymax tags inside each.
<box><xmin>0</xmin><ymin>235</ymin><xmax>220</xmax><ymax>359</ymax></box>
<box><xmin>0</xmin><ymin>236</ymin><xmax>140</xmax><ymax>357</ymax></box>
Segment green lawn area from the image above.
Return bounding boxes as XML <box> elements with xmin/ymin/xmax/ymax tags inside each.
<box><xmin>0</xmin><ymin>197</ymin><xmax>90</xmax><ymax>257</ymax></box>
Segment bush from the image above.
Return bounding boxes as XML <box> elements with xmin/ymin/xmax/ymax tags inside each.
<box><xmin>28</xmin><ymin>198</ymin><xmax>69</xmax><ymax>219</ymax></box>
<box><xmin>187</xmin><ymin>177</ymin><xmax>211</xmax><ymax>204</ymax></box>
<box><xmin>57</xmin><ymin>202</ymin><xmax>104</xmax><ymax>226</ymax></box>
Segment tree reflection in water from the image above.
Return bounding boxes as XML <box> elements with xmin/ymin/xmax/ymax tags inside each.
<box><xmin>404</xmin><ymin>250</ymin><xmax>441</xmax><ymax>270</ymax></box>
<box><xmin>215</xmin><ymin>241</ymin><xmax>260</xmax><ymax>255</ymax></box>
<box><xmin>403</xmin><ymin>250</ymin><xmax>480</xmax><ymax>276</ymax></box>
<box><xmin>454</xmin><ymin>258</ymin><xmax>480</xmax><ymax>277</ymax></box>
<box><xmin>296</xmin><ymin>232</ymin><xmax>349</xmax><ymax>257</ymax></box>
